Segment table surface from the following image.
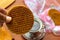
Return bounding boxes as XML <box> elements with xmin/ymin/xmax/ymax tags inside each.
<box><xmin>4</xmin><ymin>0</ymin><xmax>60</xmax><ymax>40</ymax></box>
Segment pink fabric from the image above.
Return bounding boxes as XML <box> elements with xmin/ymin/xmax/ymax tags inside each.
<box><xmin>24</xmin><ymin>0</ymin><xmax>60</xmax><ymax>34</ymax></box>
<box><xmin>38</xmin><ymin>8</ymin><xmax>55</xmax><ymax>32</ymax></box>
<box><xmin>24</xmin><ymin>0</ymin><xmax>60</xmax><ymax>14</ymax></box>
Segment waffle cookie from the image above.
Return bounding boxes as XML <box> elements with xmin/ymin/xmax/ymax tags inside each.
<box><xmin>6</xmin><ymin>6</ymin><xmax>34</xmax><ymax>34</ymax></box>
<box><xmin>48</xmin><ymin>9</ymin><xmax>60</xmax><ymax>25</ymax></box>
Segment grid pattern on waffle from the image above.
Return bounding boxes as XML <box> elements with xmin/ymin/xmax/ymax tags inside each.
<box><xmin>7</xmin><ymin>6</ymin><xmax>34</xmax><ymax>34</ymax></box>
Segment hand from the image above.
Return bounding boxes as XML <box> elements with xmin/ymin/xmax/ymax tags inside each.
<box><xmin>0</xmin><ymin>8</ymin><xmax>12</xmax><ymax>26</ymax></box>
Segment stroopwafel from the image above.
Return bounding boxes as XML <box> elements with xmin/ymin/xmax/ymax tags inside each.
<box><xmin>6</xmin><ymin>6</ymin><xmax>34</xmax><ymax>34</ymax></box>
<box><xmin>48</xmin><ymin>9</ymin><xmax>60</xmax><ymax>25</ymax></box>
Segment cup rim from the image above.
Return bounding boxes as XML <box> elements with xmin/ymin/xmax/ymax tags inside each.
<box><xmin>30</xmin><ymin>17</ymin><xmax>43</xmax><ymax>32</ymax></box>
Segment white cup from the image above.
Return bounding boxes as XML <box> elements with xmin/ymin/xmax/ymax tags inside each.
<box><xmin>23</xmin><ymin>17</ymin><xmax>45</xmax><ymax>40</ymax></box>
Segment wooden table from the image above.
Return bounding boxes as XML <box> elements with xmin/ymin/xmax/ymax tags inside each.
<box><xmin>4</xmin><ymin>0</ymin><xmax>60</xmax><ymax>40</ymax></box>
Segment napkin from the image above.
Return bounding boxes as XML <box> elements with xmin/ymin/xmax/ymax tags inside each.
<box><xmin>24</xmin><ymin>0</ymin><xmax>60</xmax><ymax>34</ymax></box>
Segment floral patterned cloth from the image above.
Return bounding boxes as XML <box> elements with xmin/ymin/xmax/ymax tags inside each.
<box><xmin>24</xmin><ymin>0</ymin><xmax>60</xmax><ymax>35</ymax></box>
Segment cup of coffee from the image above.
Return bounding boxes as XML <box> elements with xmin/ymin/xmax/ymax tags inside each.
<box><xmin>0</xmin><ymin>6</ymin><xmax>46</xmax><ymax>40</ymax></box>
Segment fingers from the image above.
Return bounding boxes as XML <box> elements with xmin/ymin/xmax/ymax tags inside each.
<box><xmin>0</xmin><ymin>8</ymin><xmax>7</xmax><ymax>15</ymax></box>
<box><xmin>0</xmin><ymin>8</ymin><xmax>12</xmax><ymax>24</ymax></box>
<box><xmin>6</xmin><ymin>16</ymin><xmax>12</xmax><ymax>23</ymax></box>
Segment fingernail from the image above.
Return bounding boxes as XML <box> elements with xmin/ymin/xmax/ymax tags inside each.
<box><xmin>6</xmin><ymin>16</ymin><xmax>12</xmax><ymax>23</ymax></box>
